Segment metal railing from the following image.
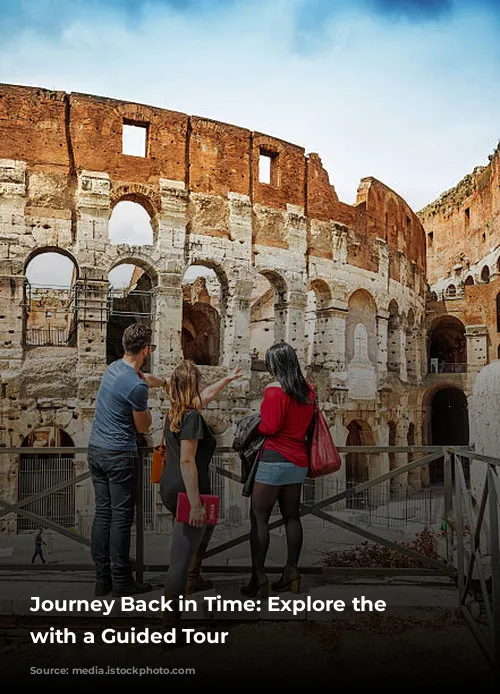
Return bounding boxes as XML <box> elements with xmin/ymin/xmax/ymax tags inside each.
<box><xmin>0</xmin><ymin>444</ymin><xmax>498</xmax><ymax>674</ymax></box>
<box><xmin>24</xmin><ymin>327</ymin><xmax>75</xmax><ymax>347</ymax></box>
<box><xmin>428</xmin><ymin>361</ymin><xmax>468</xmax><ymax>374</ymax></box>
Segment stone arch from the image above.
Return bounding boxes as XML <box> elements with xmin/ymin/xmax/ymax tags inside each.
<box><xmin>345</xmin><ymin>419</ymin><xmax>377</xmax><ymax>509</ymax></box>
<box><xmin>109</xmin><ymin>192</ymin><xmax>158</xmax><ymax>246</ymax></box>
<box><xmin>24</xmin><ymin>248</ymin><xmax>79</xmax><ymax>348</ymax></box>
<box><xmin>250</xmin><ymin>269</ymin><xmax>288</xmax><ymax>363</ymax></box>
<box><xmin>110</xmin><ymin>184</ymin><xmax>161</xmax><ymax>236</ymax></box>
<box><xmin>106</xmin><ymin>261</ymin><xmax>157</xmax><ymax>367</ymax></box>
<box><xmin>428</xmin><ymin>315</ymin><xmax>467</xmax><ymax>372</ymax></box>
<box><xmin>464</xmin><ymin>275</ymin><xmax>474</xmax><ymax>286</ymax></box>
<box><xmin>481</xmin><ymin>265</ymin><xmax>490</xmax><ymax>283</ymax></box>
<box><xmin>24</xmin><ymin>247</ymin><xmax>79</xmax><ymax>279</ymax></box>
<box><xmin>428</xmin><ymin>386</ymin><xmax>469</xmax><ymax>485</ymax></box>
<box><xmin>446</xmin><ymin>284</ymin><xmax>456</xmax><ymax>298</ymax></box>
<box><xmin>181</xmin><ymin>262</ymin><xmax>227</xmax><ymax>366</ymax></box>
<box><xmin>18</xmin><ymin>427</ymin><xmax>75</xmax><ymax>532</ymax></box>
<box><xmin>305</xmin><ymin>278</ymin><xmax>332</xmax><ymax>366</ymax></box>
<box><xmin>346</xmin><ymin>289</ymin><xmax>377</xmax><ymax>365</ymax></box>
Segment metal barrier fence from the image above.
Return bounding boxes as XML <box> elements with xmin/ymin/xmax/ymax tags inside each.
<box><xmin>0</xmin><ymin>445</ymin><xmax>498</xmax><ymax>673</ymax></box>
<box><xmin>24</xmin><ymin>327</ymin><xmax>74</xmax><ymax>347</ymax></box>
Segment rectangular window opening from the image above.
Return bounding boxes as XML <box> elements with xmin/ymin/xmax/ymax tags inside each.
<box><xmin>122</xmin><ymin>120</ymin><xmax>148</xmax><ymax>157</ymax></box>
<box><xmin>465</xmin><ymin>207</ymin><xmax>470</xmax><ymax>227</ymax></box>
<box><xmin>258</xmin><ymin>149</ymin><xmax>279</xmax><ymax>186</ymax></box>
<box><xmin>428</xmin><ymin>232</ymin><xmax>433</xmax><ymax>248</ymax></box>
<box><xmin>259</xmin><ymin>153</ymin><xmax>271</xmax><ymax>184</ymax></box>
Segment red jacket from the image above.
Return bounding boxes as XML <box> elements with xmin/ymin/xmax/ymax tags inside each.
<box><xmin>256</xmin><ymin>383</ymin><xmax>315</xmax><ymax>468</ymax></box>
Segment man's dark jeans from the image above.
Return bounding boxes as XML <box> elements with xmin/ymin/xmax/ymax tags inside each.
<box><xmin>88</xmin><ymin>445</ymin><xmax>138</xmax><ymax>586</ymax></box>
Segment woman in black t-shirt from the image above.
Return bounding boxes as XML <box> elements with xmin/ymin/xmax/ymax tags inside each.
<box><xmin>159</xmin><ymin>360</ymin><xmax>241</xmax><ymax>644</ymax></box>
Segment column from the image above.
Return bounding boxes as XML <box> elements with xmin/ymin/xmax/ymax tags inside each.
<box><xmin>157</xmin><ymin>179</ymin><xmax>189</xmax><ymax>369</ymax></box>
<box><xmin>324</xmin><ymin>307</ymin><xmax>347</xmax><ymax>388</ymax></box>
<box><xmin>465</xmin><ymin>325</ymin><xmax>488</xmax><ymax>372</ymax></box>
<box><xmin>0</xmin><ymin>159</ymin><xmax>27</xmax><ymax>374</ymax></box>
<box><xmin>222</xmin><ymin>275</ymin><xmax>254</xmax><ymax>371</ymax></box>
<box><xmin>376</xmin><ymin>312</ymin><xmax>389</xmax><ymax>384</ymax></box>
<box><xmin>74</xmin><ymin>171</ymin><xmax>111</xmax><ymax>405</ymax></box>
<box><xmin>286</xmin><ymin>289</ymin><xmax>307</xmax><ymax>364</ymax></box>
<box><xmin>399</xmin><ymin>321</ymin><xmax>408</xmax><ymax>382</ymax></box>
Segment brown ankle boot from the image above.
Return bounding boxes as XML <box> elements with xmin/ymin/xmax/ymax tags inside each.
<box><xmin>186</xmin><ymin>554</ymin><xmax>213</xmax><ymax>594</ymax></box>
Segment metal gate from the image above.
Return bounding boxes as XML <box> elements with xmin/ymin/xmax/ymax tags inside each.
<box><xmin>17</xmin><ymin>454</ymin><xmax>75</xmax><ymax>532</ymax></box>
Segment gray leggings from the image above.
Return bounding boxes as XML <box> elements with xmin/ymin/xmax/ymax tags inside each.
<box><xmin>164</xmin><ymin>521</ymin><xmax>214</xmax><ymax>596</ymax></box>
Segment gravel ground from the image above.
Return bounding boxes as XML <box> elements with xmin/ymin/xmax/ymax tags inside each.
<box><xmin>1</xmin><ymin>610</ymin><xmax>498</xmax><ymax>688</ymax></box>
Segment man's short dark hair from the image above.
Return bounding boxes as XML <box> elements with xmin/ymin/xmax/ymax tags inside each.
<box><xmin>122</xmin><ymin>323</ymin><xmax>152</xmax><ymax>355</ymax></box>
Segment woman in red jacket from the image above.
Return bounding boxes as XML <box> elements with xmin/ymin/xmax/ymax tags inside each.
<box><xmin>241</xmin><ymin>342</ymin><xmax>315</xmax><ymax>598</ymax></box>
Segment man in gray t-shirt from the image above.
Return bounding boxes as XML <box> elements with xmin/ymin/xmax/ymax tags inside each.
<box><xmin>88</xmin><ymin>323</ymin><xmax>167</xmax><ymax>597</ymax></box>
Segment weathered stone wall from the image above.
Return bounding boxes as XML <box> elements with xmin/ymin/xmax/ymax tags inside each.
<box><xmin>419</xmin><ymin>143</ymin><xmax>500</xmax><ymax>388</ymax></box>
<box><xmin>419</xmin><ymin>143</ymin><xmax>500</xmax><ymax>286</ymax></box>
<box><xmin>0</xmin><ymin>83</ymin><xmax>428</xmax><ymax>527</ymax></box>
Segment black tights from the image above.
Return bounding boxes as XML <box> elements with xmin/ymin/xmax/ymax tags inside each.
<box><xmin>249</xmin><ymin>482</ymin><xmax>303</xmax><ymax>574</ymax></box>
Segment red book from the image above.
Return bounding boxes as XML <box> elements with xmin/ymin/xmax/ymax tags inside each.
<box><xmin>176</xmin><ymin>493</ymin><xmax>219</xmax><ymax>525</ymax></box>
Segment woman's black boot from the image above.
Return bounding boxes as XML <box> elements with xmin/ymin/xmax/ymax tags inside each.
<box><xmin>271</xmin><ymin>566</ymin><xmax>301</xmax><ymax>594</ymax></box>
<box><xmin>240</xmin><ymin>571</ymin><xmax>269</xmax><ymax>599</ymax></box>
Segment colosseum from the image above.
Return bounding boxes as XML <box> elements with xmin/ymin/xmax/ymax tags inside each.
<box><xmin>0</xmin><ymin>82</ymin><xmax>479</xmax><ymax>536</ymax></box>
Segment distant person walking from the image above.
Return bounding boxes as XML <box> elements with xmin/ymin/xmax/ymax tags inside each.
<box><xmin>88</xmin><ymin>322</ymin><xmax>167</xmax><ymax>597</ymax></box>
<box><xmin>31</xmin><ymin>527</ymin><xmax>46</xmax><ymax>564</ymax></box>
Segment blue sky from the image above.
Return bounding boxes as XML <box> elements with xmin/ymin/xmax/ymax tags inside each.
<box><xmin>1</xmin><ymin>0</ymin><xmax>500</xmax><ymax>211</ymax></box>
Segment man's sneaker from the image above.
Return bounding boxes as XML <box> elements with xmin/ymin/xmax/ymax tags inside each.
<box><xmin>95</xmin><ymin>580</ymin><xmax>112</xmax><ymax>597</ymax></box>
<box><xmin>111</xmin><ymin>581</ymin><xmax>153</xmax><ymax>597</ymax></box>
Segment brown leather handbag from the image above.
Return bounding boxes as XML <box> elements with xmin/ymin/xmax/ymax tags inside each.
<box><xmin>150</xmin><ymin>417</ymin><xmax>167</xmax><ymax>483</ymax></box>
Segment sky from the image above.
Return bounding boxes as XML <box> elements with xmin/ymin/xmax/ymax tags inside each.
<box><xmin>4</xmin><ymin>0</ymin><xmax>500</xmax><ymax>285</ymax></box>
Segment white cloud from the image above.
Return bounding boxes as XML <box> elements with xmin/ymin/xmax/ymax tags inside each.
<box><xmin>1</xmin><ymin>0</ymin><xmax>499</xmax><ymax>210</ymax></box>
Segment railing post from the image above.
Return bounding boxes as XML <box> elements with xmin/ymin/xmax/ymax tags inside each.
<box><xmin>455</xmin><ymin>452</ymin><xmax>465</xmax><ymax>602</ymax></box>
<box><xmin>487</xmin><ymin>465</ymin><xmax>500</xmax><ymax>672</ymax></box>
<box><xmin>135</xmin><ymin>447</ymin><xmax>145</xmax><ymax>584</ymax></box>
<box><xmin>444</xmin><ymin>449</ymin><xmax>453</xmax><ymax>564</ymax></box>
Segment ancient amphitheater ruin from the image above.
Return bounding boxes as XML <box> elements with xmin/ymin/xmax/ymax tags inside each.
<box><xmin>2</xmin><ymin>82</ymin><xmax>492</xmax><ymax>534</ymax></box>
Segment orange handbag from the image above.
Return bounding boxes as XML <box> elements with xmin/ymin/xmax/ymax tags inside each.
<box><xmin>150</xmin><ymin>417</ymin><xmax>167</xmax><ymax>483</ymax></box>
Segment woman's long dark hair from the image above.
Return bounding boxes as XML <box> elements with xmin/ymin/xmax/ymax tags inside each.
<box><xmin>265</xmin><ymin>342</ymin><xmax>312</xmax><ymax>404</ymax></box>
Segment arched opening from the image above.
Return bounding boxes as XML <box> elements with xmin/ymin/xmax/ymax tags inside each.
<box><xmin>446</xmin><ymin>284</ymin><xmax>456</xmax><ymax>298</ymax></box>
<box><xmin>464</xmin><ymin>275</ymin><xmax>474</xmax><ymax>286</ymax></box>
<box><xmin>109</xmin><ymin>200</ymin><xmax>154</xmax><ymax>246</ymax></box>
<box><xmin>387</xmin><ymin>300</ymin><xmax>400</xmax><ymax>373</ymax></box>
<box><xmin>305</xmin><ymin>279</ymin><xmax>331</xmax><ymax>366</ymax></box>
<box><xmin>481</xmin><ymin>265</ymin><xmax>490</xmax><ymax>284</ymax></box>
<box><xmin>106</xmin><ymin>263</ymin><xmax>156</xmax><ymax>368</ymax></box>
<box><xmin>345</xmin><ymin>420</ymin><xmax>375</xmax><ymax>509</ymax></box>
<box><xmin>496</xmin><ymin>293</ymin><xmax>500</xmax><ymax>333</ymax></box>
<box><xmin>429</xmin><ymin>387</ymin><xmax>469</xmax><ymax>485</ymax></box>
<box><xmin>18</xmin><ymin>427</ymin><xmax>75</xmax><ymax>532</ymax></box>
<box><xmin>182</xmin><ymin>265</ymin><xmax>225</xmax><ymax>366</ymax></box>
<box><xmin>346</xmin><ymin>289</ymin><xmax>377</xmax><ymax>365</ymax></box>
<box><xmin>250</xmin><ymin>271</ymin><xmax>287</xmax><ymax>369</ymax></box>
<box><xmin>428</xmin><ymin>316</ymin><xmax>467</xmax><ymax>373</ymax></box>
<box><xmin>24</xmin><ymin>250</ymin><xmax>78</xmax><ymax>347</ymax></box>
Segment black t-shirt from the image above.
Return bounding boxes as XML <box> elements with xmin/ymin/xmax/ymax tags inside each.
<box><xmin>159</xmin><ymin>409</ymin><xmax>216</xmax><ymax>515</ymax></box>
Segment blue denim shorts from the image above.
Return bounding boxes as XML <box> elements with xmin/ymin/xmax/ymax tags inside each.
<box><xmin>254</xmin><ymin>461</ymin><xmax>308</xmax><ymax>486</ymax></box>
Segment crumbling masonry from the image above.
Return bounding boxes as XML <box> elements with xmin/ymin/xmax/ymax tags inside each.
<box><xmin>0</xmin><ymin>84</ymin><xmax>433</xmax><ymax>531</ymax></box>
